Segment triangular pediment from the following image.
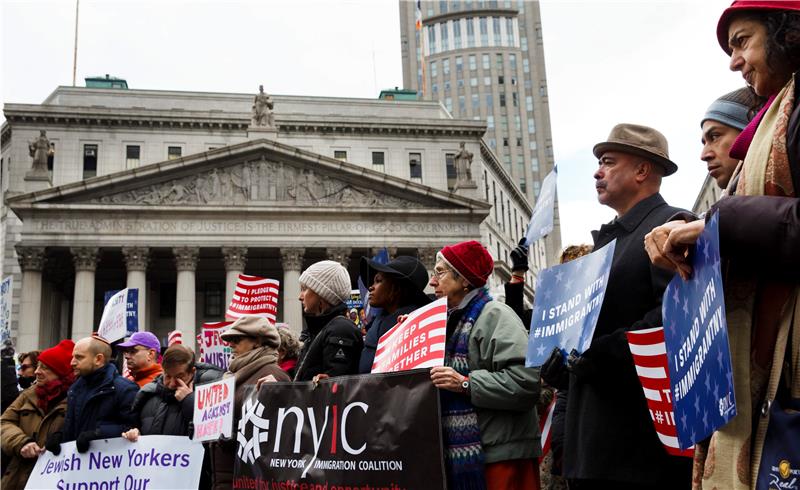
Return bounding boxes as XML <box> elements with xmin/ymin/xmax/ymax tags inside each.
<box><xmin>8</xmin><ymin>139</ymin><xmax>489</xmax><ymax>214</ymax></box>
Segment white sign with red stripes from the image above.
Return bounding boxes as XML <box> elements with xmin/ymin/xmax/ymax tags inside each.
<box><xmin>372</xmin><ymin>298</ymin><xmax>447</xmax><ymax>373</ymax></box>
<box><xmin>226</xmin><ymin>274</ymin><xmax>280</xmax><ymax>322</ymax></box>
<box><xmin>626</xmin><ymin>326</ymin><xmax>694</xmax><ymax>458</ymax></box>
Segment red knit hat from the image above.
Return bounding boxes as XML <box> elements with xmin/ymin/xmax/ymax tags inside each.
<box><xmin>717</xmin><ymin>1</ymin><xmax>800</xmax><ymax>54</ymax></box>
<box><xmin>37</xmin><ymin>339</ymin><xmax>75</xmax><ymax>378</ymax></box>
<box><xmin>439</xmin><ymin>240</ymin><xmax>494</xmax><ymax>288</ymax></box>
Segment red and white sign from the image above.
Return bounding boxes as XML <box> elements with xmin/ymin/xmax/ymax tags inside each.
<box><xmin>371</xmin><ymin>297</ymin><xmax>447</xmax><ymax>373</ymax></box>
<box><xmin>199</xmin><ymin>321</ymin><xmax>233</xmax><ymax>371</ymax></box>
<box><xmin>539</xmin><ymin>394</ymin><xmax>556</xmax><ymax>458</ymax></box>
<box><xmin>226</xmin><ymin>274</ymin><xmax>280</xmax><ymax>322</ymax></box>
<box><xmin>193</xmin><ymin>377</ymin><xmax>236</xmax><ymax>442</ymax></box>
<box><xmin>168</xmin><ymin>330</ymin><xmax>183</xmax><ymax>346</ymax></box>
<box><xmin>627</xmin><ymin>326</ymin><xmax>694</xmax><ymax>458</ymax></box>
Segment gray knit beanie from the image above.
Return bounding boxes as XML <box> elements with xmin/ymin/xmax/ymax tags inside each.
<box><xmin>298</xmin><ymin>260</ymin><xmax>351</xmax><ymax>305</ymax></box>
<box><xmin>701</xmin><ymin>87</ymin><xmax>758</xmax><ymax>130</ymax></box>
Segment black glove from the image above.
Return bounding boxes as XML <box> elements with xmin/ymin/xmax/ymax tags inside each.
<box><xmin>567</xmin><ymin>349</ymin><xmax>598</xmax><ymax>382</ymax></box>
<box><xmin>76</xmin><ymin>429</ymin><xmax>99</xmax><ymax>454</ymax></box>
<box><xmin>1</xmin><ymin>340</ymin><xmax>14</xmax><ymax>358</ymax></box>
<box><xmin>510</xmin><ymin>238</ymin><xmax>529</xmax><ymax>272</ymax></box>
<box><xmin>540</xmin><ymin>347</ymin><xmax>569</xmax><ymax>390</ymax></box>
<box><xmin>45</xmin><ymin>431</ymin><xmax>63</xmax><ymax>455</ymax></box>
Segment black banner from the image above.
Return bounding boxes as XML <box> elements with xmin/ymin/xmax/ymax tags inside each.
<box><xmin>233</xmin><ymin>369</ymin><xmax>446</xmax><ymax>490</ymax></box>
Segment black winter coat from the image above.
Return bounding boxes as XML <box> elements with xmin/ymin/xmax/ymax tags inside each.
<box><xmin>563</xmin><ymin>193</ymin><xmax>692</xmax><ymax>486</ymax></box>
<box><xmin>294</xmin><ymin>303</ymin><xmax>363</xmax><ymax>381</ymax></box>
<box><xmin>62</xmin><ymin>363</ymin><xmax>138</xmax><ymax>442</ymax></box>
<box><xmin>133</xmin><ymin>362</ymin><xmax>224</xmax><ymax>437</ymax></box>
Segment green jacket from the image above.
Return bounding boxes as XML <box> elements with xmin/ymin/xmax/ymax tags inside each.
<box><xmin>463</xmin><ymin>300</ymin><xmax>541</xmax><ymax>463</ymax></box>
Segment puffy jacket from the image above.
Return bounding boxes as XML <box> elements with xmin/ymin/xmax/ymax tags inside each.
<box><xmin>134</xmin><ymin>362</ymin><xmax>224</xmax><ymax>437</ymax></box>
<box><xmin>62</xmin><ymin>363</ymin><xmax>138</xmax><ymax>442</ymax></box>
<box><xmin>294</xmin><ymin>303</ymin><xmax>363</xmax><ymax>381</ymax></box>
<box><xmin>1</xmin><ymin>387</ymin><xmax>67</xmax><ymax>489</ymax></box>
<box><xmin>450</xmin><ymin>299</ymin><xmax>541</xmax><ymax>463</ymax></box>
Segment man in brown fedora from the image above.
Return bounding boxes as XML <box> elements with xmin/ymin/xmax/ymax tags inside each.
<box><xmin>541</xmin><ymin>123</ymin><xmax>691</xmax><ymax>489</ymax></box>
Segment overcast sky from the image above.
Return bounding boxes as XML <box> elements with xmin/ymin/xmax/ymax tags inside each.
<box><xmin>1</xmin><ymin>0</ymin><xmax>742</xmax><ymax>247</ymax></box>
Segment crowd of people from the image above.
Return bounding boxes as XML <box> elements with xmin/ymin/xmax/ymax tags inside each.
<box><xmin>1</xmin><ymin>1</ymin><xmax>798</xmax><ymax>489</ymax></box>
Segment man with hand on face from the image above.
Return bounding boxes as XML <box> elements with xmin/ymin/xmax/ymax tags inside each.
<box><xmin>118</xmin><ymin>331</ymin><xmax>163</xmax><ymax>388</ymax></box>
<box><xmin>45</xmin><ymin>335</ymin><xmax>138</xmax><ymax>455</ymax></box>
<box><xmin>541</xmin><ymin>124</ymin><xmax>691</xmax><ymax>489</ymax></box>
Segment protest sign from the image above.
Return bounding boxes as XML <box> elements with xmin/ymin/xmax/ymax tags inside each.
<box><xmin>524</xmin><ymin>166</ymin><xmax>557</xmax><ymax>245</ymax></box>
<box><xmin>627</xmin><ymin>326</ymin><xmax>694</xmax><ymax>457</ymax></box>
<box><xmin>25</xmin><ymin>435</ymin><xmax>204</xmax><ymax>490</ymax></box>
<box><xmin>199</xmin><ymin>321</ymin><xmax>233</xmax><ymax>371</ymax></box>
<box><xmin>371</xmin><ymin>297</ymin><xmax>448</xmax><ymax>373</ymax></box>
<box><xmin>346</xmin><ymin>289</ymin><xmax>364</xmax><ymax>328</ymax></box>
<box><xmin>526</xmin><ymin>240</ymin><xmax>616</xmax><ymax>367</ymax></box>
<box><xmin>233</xmin><ymin>369</ymin><xmax>445</xmax><ymax>489</ymax></box>
<box><xmin>98</xmin><ymin>288</ymin><xmax>139</xmax><ymax>342</ymax></box>
<box><xmin>194</xmin><ymin>376</ymin><xmax>236</xmax><ymax>442</ymax></box>
<box><xmin>168</xmin><ymin>330</ymin><xmax>183</xmax><ymax>346</ymax></box>
<box><xmin>0</xmin><ymin>276</ymin><xmax>12</xmax><ymax>343</ymax></box>
<box><xmin>226</xmin><ymin>274</ymin><xmax>279</xmax><ymax>322</ymax></box>
<box><xmin>662</xmin><ymin>212</ymin><xmax>735</xmax><ymax>450</ymax></box>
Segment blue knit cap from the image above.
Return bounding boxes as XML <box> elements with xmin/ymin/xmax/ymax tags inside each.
<box><xmin>701</xmin><ymin>87</ymin><xmax>757</xmax><ymax>131</ymax></box>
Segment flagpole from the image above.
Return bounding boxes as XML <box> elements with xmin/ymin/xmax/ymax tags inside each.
<box><xmin>72</xmin><ymin>0</ymin><xmax>79</xmax><ymax>86</ymax></box>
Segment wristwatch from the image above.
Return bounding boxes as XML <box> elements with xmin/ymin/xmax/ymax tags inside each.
<box><xmin>461</xmin><ymin>376</ymin><xmax>470</xmax><ymax>393</ymax></box>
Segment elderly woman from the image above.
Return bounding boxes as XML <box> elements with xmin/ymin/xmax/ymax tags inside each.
<box><xmin>1</xmin><ymin>340</ymin><xmax>74</xmax><ymax>489</ymax></box>
<box><xmin>428</xmin><ymin>240</ymin><xmax>540</xmax><ymax>490</ymax></box>
<box><xmin>645</xmin><ymin>2</ymin><xmax>799</xmax><ymax>488</ymax></box>
<box><xmin>211</xmin><ymin>315</ymin><xmax>289</xmax><ymax>490</ymax></box>
<box><xmin>358</xmin><ymin>255</ymin><xmax>431</xmax><ymax>373</ymax></box>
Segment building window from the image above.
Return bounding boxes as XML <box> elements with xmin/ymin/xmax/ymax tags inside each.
<box><xmin>409</xmin><ymin>153</ymin><xmax>423</xmax><ymax>183</ymax></box>
<box><xmin>540</xmin><ymin>84</ymin><xmax>548</xmax><ymax>97</ymax></box>
<box><xmin>458</xmin><ymin>95</ymin><xmax>466</xmax><ymax>112</ymax></box>
<box><xmin>372</xmin><ymin>151</ymin><xmax>385</xmax><ymax>171</ymax></box>
<box><xmin>83</xmin><ymin>144</ymin><xmax>97</xmax><ymax>179</ymax></box>
<box><xmin>503</xmin><ymin>137</ymin><xmax>509</xmax><ymax>147</ymax></box>
<box><xmin>432</xmin><ymin>83</ymin><xmax>439</xmax><ymax>94</ymax></box>
<box><xmin>512</xmin><ymin>92</ymin><xmax>518</xmax><ymax>106</ymax></box>
<box><xmin>467</xmin><ymin>17</ymin><xmax>475</xmax><ymax>47</ymax></box>
<box><xmin>482</xmin><ymin>53</ymin><xmax>490</xmax><ymax>70</ymax></box>
<box><xmin>528</xmin><ymin>117</ymin><xmax>536</xmax><ymax>133</ymax></box>
<box><xmin>516</xmin><ymin>137</ymin><xmax>522</xmax><ymax>147</ymax></box>
<box><xmin>498</xmin><ymin>75</ymin><xmax>504</xmax><ymax>84</ymax></box>
<box><xmin>521</xmin><ymin>36</ymin><xmax>528</xmax><ymax>51</ymax></box>
<box><xmin>529</xmin><ymin>140</ymin><xmax>538</xmax><ymax>151</ymax></box>
<box><xmin>453</xmin><ymin>20</ymin><xmax>462</xmax><ymax>48</ymax></box>
<box><xmin>457</xmin><ymin>78</ymin><xmax>464</xmax><ymax>88</ymax></box>
<box><xmin>489</xmin><ymin>138</ymin><xmax>496</xmax><ymax>149</ymax></box>
<box><xmin>532</xmin><ymin>157</ymin><xmax>539</xmax><ymax>172</ymax></box>
<box><xmin>493</xmin><ymin>17</ymin><xmax>502</xmax><ymax>45</ymax></box>
<box><xmin>471</xmin><ymin>94</ymin><xmax>480</xmax><ymax>111</ymax></box>
<box><xmin>126</xmin><ymin>145</ymin><xmax>140</xmax><ymax>168</ymax></box>
<box><xmin>445</xmin><ymin>153</ymin><xmax>457</xmax><ymax>190</ymax></box>
<box><xmin>484</xmin><ymin>170</ymin><xmax>489</xmax><ymax>200</ymax></box>
<box><xmin>443</xmin><ymin>58</ymin><xmax>450</xmax><ymax>75</ymax></box>
<box><xmin>526</xmin><ymin>95</ymin><xmax>533</xmax><ymax>111</ymax></box>
<box><xmin>430</xmin><ymin>61</ymin><xmax>438</xmax><ymax>78</ymax></box>
<box><xmin>334</xmin><ymin>150</ymin><xmax>347</xmax><ymax>161</ymax></box>
<box><xmin>501</xmin><ymin>116</ymin><xmax>508</xmax><ymax>131</ymax></box>
<box><xmin>519</xmin><ymin>178</ymin><xmax>527</xmax><ymax>193</ymax></box>
<box><xmin>485</xmin><ymin>93</ymin><xmax>493</xmax><ymax>108</ymax></box>
<box><xmin>444</xmin><ymin>97</ymin><xmax>453</xmax><ymax>112</ymax></box>
<box><xmin>439</xmin><ymin>0</ymin><xmax>447</xmax><ymax>13</ymax></box>
<box><xmin>523</xmin><ymin>59</ymin><xmax>530</xmax><ymax>73</ymax></box>
<box><xmin>509</xmin><ymin>54</ymin><xmax>517</xmax><ymax>71</ymax></box>
<box><xmin>515</xmin><ymin>115</ymin><xmax>521</xmax><ymax>131</ymax></box>
<box><xmin>455</xmin><ymin>56</ymin><xmax>463</xmax><ymax>72</ymax></box>
<box><xmin>468</xmin><ymin>54</ymin><xmax>477</xmax><ymax>71</ymax></box>
<box><xmin>499</xmin><ymin>93</ymin><xmax>506</xmax><ymax>107</ymax></box>
<box><xmin>440</xmin><ymin>22</ymin><xmax>449</xmax><ymax>51</ymax></box>
<box><xmin>47</xmin><ymin>143</ymin><xmax>55</xmax><ymax>172</ymax></box>
<box><xmin>506</xmin><ymin>18</ymin><xmax>515</xmax><ymax>45</ymax></box>
<box><xmin>167</xmin><ymin>146</ymin><xmax>182</xmax><ymax>160</ymax></box>
<box><xmin>484</xmin><ymin>76</ymin><xmax>491</xmax><ymax>86</ymax></box>
<box><xmin>479</xmin><ymin>17</ymin><xmax>488</xmax><ymax>45</ymax></box>
<box><xmin>204</xmin><ymin>282</ymin><xmax>223</xmax><ymax>317</ymax></box>
<box><xmin>487</xmin><ymin>115</ymin><xmax>494</xmax><ymax>128</ymax></box>
<box><xmin>444</xmin><ymin>80</ymin><xmax>451</xmax><ymax>92</ymax></box>
<box><xmin>428</xmin><ymin>25</ymin><xmax>436</xmax><ymax>54</ymax></box>
<box><xmin>470</xmin><ymin>77</ymin><xmax>478</xmax><ymax>87</ymax></box>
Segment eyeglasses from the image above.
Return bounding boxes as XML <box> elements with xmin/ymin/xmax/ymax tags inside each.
<box><xmin>432</xmin><ymin>268</ymin><xmax>451</xmax><ymax>279</ymax></box>
<box><xmin>18</xmin><ymin>363</ymin><xmax>33</xmax><ymax>371</ymax></box>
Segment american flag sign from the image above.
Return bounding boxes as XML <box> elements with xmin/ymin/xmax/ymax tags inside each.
<box><xmin>627</xmin><ymin>326</ymin><xmax>694</xmax><ymax>458</ymax></box>
<box><xmin>372</xmin><ymin>297</ymin><xmax>448</xmax><ymax>373</ymax></box>
<box><xmin>226</xmin><ymin>274</ymin><xmax>280</xmax><ymax>322</ymax></box>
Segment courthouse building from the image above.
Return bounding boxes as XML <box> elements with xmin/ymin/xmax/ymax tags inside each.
<box><xmin>1</xmin><ymin>82</ymin><xmax>542</xmax><ymax>350</ymax></box>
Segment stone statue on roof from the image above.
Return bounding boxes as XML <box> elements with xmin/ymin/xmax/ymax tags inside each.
<box><xmin>251</xmin><ymin>85</ymin><xmax>275</xmax><ymax>127</ymax></box>
<box><xmin>27</xmin><ymin>130</ymin><xmax>52</xmax><ymax>174</ymax></box>
<box><xmin>454</xmin><ymin>141</ymin><xmax>474</xmax><ymax>183</ymax></box>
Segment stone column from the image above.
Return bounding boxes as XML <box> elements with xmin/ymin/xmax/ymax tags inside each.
<box><xmin>326</xmin><ymin>247</ymin><xmax>352</xmax><ymax>268</ymax></box>
<box><xmin>173</xmin><ymin>247</ymin><xmax>199</xmax><ymax>342</ymax></box>
<box><xmin>15</xmin><ymin>246</ymin><xmax>45</xmax><ymax>351</ymax></box>
<box><xmin>71</xmin><ymin>247</ymin><xmax>99</xmax><ymax>341</ymax></box>
<box><xmin>122</xmin><ymin>246</ymin><xmax>149</xmax><ymax>331</ymax></box>
<box><xmin>221</xmin><ymin>246</ymin><xmax>248</xmax><ymax>311</ymax></box>
<box><xmin>280</xmin><ymin>248</ymin><xmax>305</xmax><ymax>337</ymax></box>
<box><xmin>417</xmin><ymin>247</ymin><xmax>439</xmax><ymax>295</ymax></box>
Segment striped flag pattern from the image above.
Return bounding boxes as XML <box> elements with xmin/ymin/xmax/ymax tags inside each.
<box><xmin>372</xmin><ymin>298</ymin><xmax>447</xmax><ymax>373</ymax></box>
<box><xmin>167</xmin><ymin>330</ymin><xmax>183</xmax><ymax>346</ymax></box>
<box><xmin>626</xmin><ymin>326</ymin><xmax>694</xmax><ymax>458</ymax></box>
<box><xmin>226</xmin><ymin>274</ymin><xmax>280</xmax><ymax>322</ymax></box>
<box><xmin>539</xmin><ymin>394</ymin><xmax>556</xmax><ymax>458</ymax></box>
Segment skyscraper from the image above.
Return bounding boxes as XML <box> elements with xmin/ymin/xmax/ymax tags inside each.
<box><xmin>400</xmin><ymin>0</ymin><xmax>561</xmax><ymax>262</ymax></box>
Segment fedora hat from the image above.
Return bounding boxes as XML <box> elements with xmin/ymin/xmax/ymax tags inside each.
<box><xmin>359</xmin><ymin>255</ymin><xmax>432</xmax><ymax>307</ymax></box>
<box><xmin>593</xmin><ymin>123</ymin><xmax>678</xmax><ymax>176</ymax></box>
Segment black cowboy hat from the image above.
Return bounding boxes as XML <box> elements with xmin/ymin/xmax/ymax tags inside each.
<box><xmin>359</xmin><ymin>255</ymin><xmax>432</xmax><ymax>308</ymax></box>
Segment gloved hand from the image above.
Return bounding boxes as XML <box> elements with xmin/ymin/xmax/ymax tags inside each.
<box><xmin>45</xmin><ymin>431</ymin><xmax>63</xmax><ymax>455</ymax></box>
<box><xmin>76</xmin><ymin>429</ymin><xmax>99</xmax><ymax>453</ymax></box>
<box><xmin>540</xmin><ymin>347</ymin><xmax>569</xmax><ymax>390</ymax></box>
<box><xmin>510</xmin><ymin>238</ymin><xmax>529</xmax><ymax>272</ymax></box>
<box><xmin>567</xmin><ymin>349</ymin><xmax>598</xmax><ymax>382</ymax></box>
<box><xmin>1</xmin><ymin>340</ymin><xmax>14</xmax><ymax>358</ymax></box>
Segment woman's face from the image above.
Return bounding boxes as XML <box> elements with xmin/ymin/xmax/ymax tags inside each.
<box><xmin>368</xmin><ymin>272</ymin><xmax>395</xmax><ymax>308</ymax></box>
<box><xmin>227</xmin><ymin>336</ymin><xmax>260</xmax><ymax>356</ymax></box>
<box><xmin>728</xmin><ymin>17</ymin><xmax>791</xmax><ymax>96</ymax></box>
<box><xmin>429</xmin><ymin>260</ymin><xmax>469</xmax><ymax>307</ymax></box>
<box><xmin>35</xmin><ymin>362</ymin><xmax>59</xmax><ymax>384</ymax></box>
<box><xmin>299</xmin><ymin>285</ymin><xmax>327</xmax><ymax>315</ymax></box>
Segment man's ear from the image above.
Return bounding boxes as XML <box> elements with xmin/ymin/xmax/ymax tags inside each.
<box><xmin>635</xmin><ymin>160</ymin><xmax>653</xmax><ymax>183</ymax></box>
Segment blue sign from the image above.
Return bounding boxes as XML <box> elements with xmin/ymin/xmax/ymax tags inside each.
<box><xmin>524</xmin><ymin>167</ymin><xmax>557</xmax><ymax>245</ymax></box>
<box><xmin>526</xmin><ymin>239</ymin><xmax>616</xmax><ymax>367</ymax></box>
<box><xmin>662</xmin><ymin>213</ymin><xmax>735</xmax><ymax>450</ymax></box>
<box><xmin>104</xmin><ymin>288</ymin><xmax>139</xmax><ymax>336</ymax></box>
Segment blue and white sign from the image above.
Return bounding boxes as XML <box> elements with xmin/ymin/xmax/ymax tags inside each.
<box><xmin>99</xmin><ymin>288</ymin><xmax>139</xmax><ymax>342</ymax></box>
<box><xmin>524</xmin><ymin>167</ymin><xmax>557</xmax><ymax>245</ymax></box>
<box><xmin>662</xmin><ymin>213</ymin><xmax>735</xmax><ymax>450</ymax></box>
<box><xmin>0</xmin><ymin>276</ymin><xmax>12</xmax><ymax>344</ymax></box>
<box><xmin>526</xmin><ymin>240</ymin><xmax>616</xmax><ymax>367</ymax></box>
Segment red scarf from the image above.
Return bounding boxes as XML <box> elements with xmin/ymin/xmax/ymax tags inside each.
<box><xmin>35</xmin><ymin>373</ymin><xmax>75</xmax><ymax>412</ymax></box>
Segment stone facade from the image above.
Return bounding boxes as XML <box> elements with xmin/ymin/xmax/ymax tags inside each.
<box><xmin>0</xmin><ymin>86</ymin><xmax>537</xmax><ymax>350</ymax></box>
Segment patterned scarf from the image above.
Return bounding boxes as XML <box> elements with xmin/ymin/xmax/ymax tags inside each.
<box><xmin>441</xmin><ymin>287</ymin><xmax>492</xmax><ymax>490</ymax></box>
